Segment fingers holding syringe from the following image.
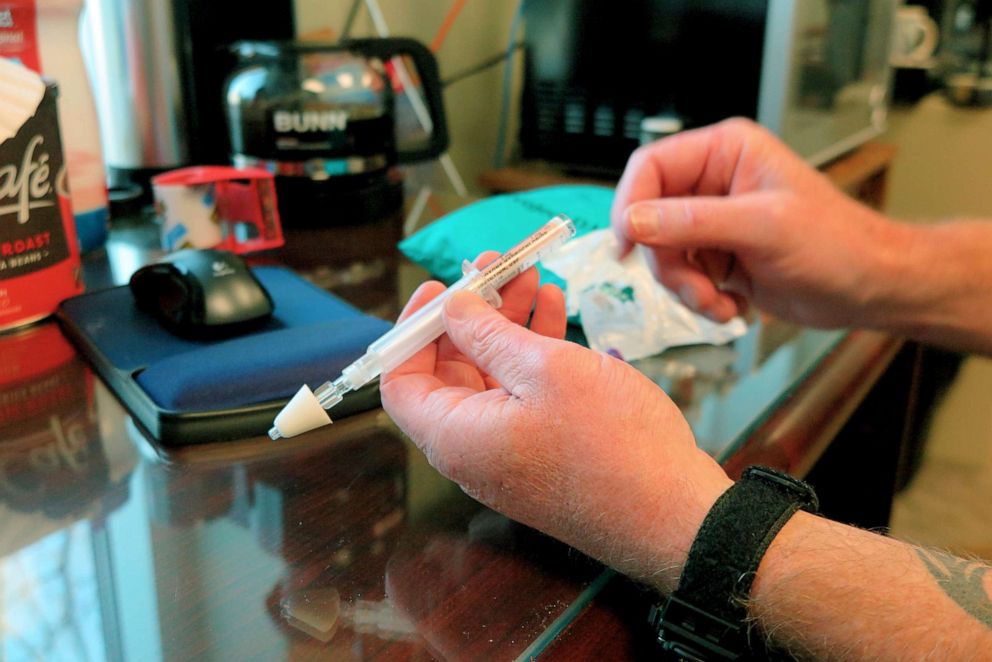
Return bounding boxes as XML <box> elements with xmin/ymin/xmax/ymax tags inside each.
<box><xmin>468</xmin><ymin>251</ymin><xmax>542</xmax><ymax>327</ymax></box>
<box><xmin>435</xmin><ymin>255</ymin><xmax>540</xmax><ymax>369</ymax></box>
<box><xmin>484</xmin><ymin>283</ymin><xmax>566</xmax><ymax>390</ymax></box>
<box><xmin>391</xmin><ymin>254</ymin><xmax>544</xmax><ymax>386</ymax></box>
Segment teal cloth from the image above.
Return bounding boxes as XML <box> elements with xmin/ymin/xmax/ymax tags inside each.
<box><xmin>399</xmin><ymin>185</ymin><xmax>614</xmax><ymax>288</ymax></box>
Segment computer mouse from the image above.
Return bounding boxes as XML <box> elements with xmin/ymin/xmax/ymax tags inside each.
<box><xmin>129</xmin><ymin>249</ymin><xmax>274</xmax><ymax>337</ymax></box>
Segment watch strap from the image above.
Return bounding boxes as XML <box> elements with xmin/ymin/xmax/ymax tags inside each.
<box><xmin>652</xmin><ymin>466</ymin><xmax>819</xmax><ymax>660</ymax></box>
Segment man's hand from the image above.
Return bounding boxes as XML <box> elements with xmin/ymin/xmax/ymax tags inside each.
<box><xmin>611</xmin><ymin>118</ymin><xmax>903</xmax><ymax>328</ymax></box>
<box><xmin>380</xmin><ymin>259</ymin><xmax>732</xmax><ymax>592</ymax></box>
<box><xmin>381</xmin><ymin>258</ymin><xmax>992</xmax><ymax>661</ymax></box>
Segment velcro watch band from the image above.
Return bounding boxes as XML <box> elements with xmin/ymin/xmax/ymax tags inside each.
<box><xmin>649</xmin><ymin>466</ymin><xmax>819</xmax><ymax>660</ymax></box>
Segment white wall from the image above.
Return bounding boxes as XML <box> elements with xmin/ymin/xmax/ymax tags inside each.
<box><xmin>885</xmin><ymin>94</ymin><xmax>992</xmax><ymax>220</ymax></box>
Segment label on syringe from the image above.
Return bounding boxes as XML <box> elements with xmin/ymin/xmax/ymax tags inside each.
<box><xmin>477</xmin><ymin>216</ymin><xmax>575</xmax><ymax>289</ymax></box>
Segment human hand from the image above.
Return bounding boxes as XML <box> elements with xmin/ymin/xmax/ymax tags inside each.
<box><xmin>611</xmin><ymin>118</ymin><xmax>904</xmax><ymax>328</ymax></box>
<box><xmin>380</xmin><ymin>258</ymin><xmax>732</xmax><ymax>592</ymax></box>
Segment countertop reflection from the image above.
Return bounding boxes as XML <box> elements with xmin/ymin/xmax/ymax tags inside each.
<box><xmin>1</xmin><ymin>319</ymin><xmax>603</xmax><ymax>660</ymax></box>
<box><xmin>0</xmin><ymin>319</ymin><xmax>848</xmax><ymax>661</ymax></box>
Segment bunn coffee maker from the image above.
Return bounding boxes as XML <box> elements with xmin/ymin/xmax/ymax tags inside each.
<box><xmin>224</xmin><ymin>38</ymin><xmax>448</xmax><ymax>228</ymax></box>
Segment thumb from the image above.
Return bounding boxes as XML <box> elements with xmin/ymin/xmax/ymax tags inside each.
<box><xmin>442</xmin><ymin>290</ymin><xmax>551</xmax><ymax>395</ymax></box>
<box><xmin>622</xmin><ymin>193</ymin><xmax>778</xmax><ymax>252</ymax></box>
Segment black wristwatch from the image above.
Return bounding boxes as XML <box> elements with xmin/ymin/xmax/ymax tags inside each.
<box><xmin>649</xmin><ymin>466</ymin><xmax>819</xmax><ymax>661</ymax></box>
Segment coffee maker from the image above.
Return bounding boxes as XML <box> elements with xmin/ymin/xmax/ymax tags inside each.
<box><xmin>224</xmin><ymin>37</ymin><xmax>448</xmax><ymax>313</ymax></box>
<box><xmin>82</xmin><ymin>0</ymin><xmax>295</xmax><ymax>190</ymax></box>
<box><xmin>224</xmin><ymin>38</ymin><xmax>449</xmax><ymax>228</ymax></box>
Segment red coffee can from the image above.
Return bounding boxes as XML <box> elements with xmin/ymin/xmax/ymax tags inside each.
<box><xmin>0</xmin><ymin>61</ymin><xmax>83</xmax><ymax>332</ymax></box>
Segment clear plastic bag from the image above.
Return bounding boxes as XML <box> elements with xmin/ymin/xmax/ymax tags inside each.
<box><xmin>542</xmin><ymin>229</ymin><xmax>747</xmax><ymax>361</ymax></box>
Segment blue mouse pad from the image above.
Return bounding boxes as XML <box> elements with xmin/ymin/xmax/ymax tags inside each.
<box><xmin>57</xmin><ymin>266</ymin><xmax>392</xmax><ymax>445</ymax></box>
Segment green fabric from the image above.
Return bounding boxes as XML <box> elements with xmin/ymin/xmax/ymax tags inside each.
<box><xmin>399</xmin><ymin>185</ymin><xmax>614</xmax><ymax>288</ymax></box>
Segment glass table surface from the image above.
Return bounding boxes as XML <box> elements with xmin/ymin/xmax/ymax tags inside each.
<box><xmin>0</xmin><ymin>215</ymin><xmax>848</xmax><ymax>661</ymax></box>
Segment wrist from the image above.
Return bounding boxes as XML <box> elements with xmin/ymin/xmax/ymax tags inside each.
<box><xmin>864</xmin><ymin>219</ymin><xmax>941</xmax><ymax>325</ymax></box>
<box><xmin>664</xmin><ymin>470</ymin><xmax>736</xmax><ymax>593</ymax></box>
<box><xmin>865</xmin><ymin>219</ymin><xmax>992</xmax><ymax>352</ymax></box>
<box><xmin>648</xmin><ymin>467</ymin><xmax>819</xmax><ymax>659</ymax></box>
<box><xmin>853</xmin><ymin>214</ymin><xmax>916</xmax><ymax>324</ymax></box>
<box><xmin>637</xmin><ymin>462</ymin><xmax>734</xmax><ymax>595</ymax></box>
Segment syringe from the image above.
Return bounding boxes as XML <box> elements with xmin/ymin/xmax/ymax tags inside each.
<box><xmin>268</xmin><ymin>214</ymin><xmax>577</xmax><ymax>440</ymax></box>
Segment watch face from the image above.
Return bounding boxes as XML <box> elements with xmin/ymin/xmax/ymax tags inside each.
<box><xmin>652</xmin><ymin>595</ymin><xmax>745</xmax><ymax>661</ymax></box>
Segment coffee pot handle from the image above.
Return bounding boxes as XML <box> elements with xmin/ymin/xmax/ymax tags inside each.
<box><xmin>346</xmin><ymin>37</ymin><xmax>449</xmax><ymax>164</ymax></box>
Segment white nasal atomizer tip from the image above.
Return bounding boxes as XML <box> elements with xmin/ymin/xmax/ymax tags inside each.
<box><xmin>270</xmin><ymin>385</ymin><xmax>332</xmax><ymax>439</ymax></box>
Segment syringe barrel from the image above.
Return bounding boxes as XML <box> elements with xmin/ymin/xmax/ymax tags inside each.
<box><xmin>367</xmin><ymin>274</ymin><xmax>465</xmax><ymax>374</ymax></box>
<box><xmin>354</xmin><ymin>214</ymin><xmax>577</xmax><ymax>384</ymax></box>
<box><xmin>474</xmin><ymin>213</ymin><xmax>576</xmax><ymax>289</ymax></box>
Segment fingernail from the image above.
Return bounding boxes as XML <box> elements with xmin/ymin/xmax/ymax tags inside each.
<box><xmin>444</xmin><ymin>291</ymin><xmax>491</xmax><ymax>321</ymax></box>
<box><xmin>628</xmin><ymin>204</ymin><xmax>660</xmax><ymax>237</ymax></box>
